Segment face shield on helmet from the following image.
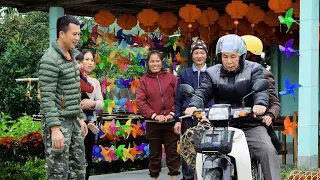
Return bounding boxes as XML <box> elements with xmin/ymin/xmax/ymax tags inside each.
<box><xmin>241</xmin><ymin>35</ymin><xmax>263</xmax><ymax>55</ymax></box>
<box><xmin>216</xmin><ymin>34</ymin><xmax>247</xmax><ymax>63</ymax></box>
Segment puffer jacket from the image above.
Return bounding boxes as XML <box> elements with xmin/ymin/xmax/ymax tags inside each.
<box><xmin>189</xmin><ymin>60</ymin><xmax>269</xmax><ymax>126</ymax></box>
<box><xmin>38</xmin><ymin>41</ymin><xmax>85</xmax><ymax>129</ymax></box>
<box><xmin>136</xmin><ymin>68</ymin><xmax>177</xmax><ymax>122</ymax></box>
<box><xmin>174</xmin><ymin>67</ymin><xmax>214</xmax><ymax>122</ymax></box>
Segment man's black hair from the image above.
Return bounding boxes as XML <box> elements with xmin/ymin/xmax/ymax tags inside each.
<box><xmin>56</xmin><ymin>15</ymin><xmax>81</xmax><ymax>38</ymax></box>
<box><xmin>75</xmin><ymin>52</ymin><xmax>84</xmax><ymax>62</ymax></box>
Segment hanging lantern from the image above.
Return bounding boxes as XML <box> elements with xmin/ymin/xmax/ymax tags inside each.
<box><xmin>256</xmin><ymin>22</ymin><xmax>274</xmax><ymax>37</ymax></box>
<box><xmin>159</xmin><ymin>24</ymin><xmax>179</xmax><ymax>35</ymax></box>
<box><xmin>178</xmin><ymin>19</ymin><xmax>198</xmax><ymax>32</ymax></box>
<box><xmin>225</xmin><ymin>0</ymin><xmax>249</xmax><ymax>19</ymax></box>
<box><xmin>179</xmin><ymin>4</ymin><xmax>202</xmax><ymax>23</ymax></box>
<box><xmin>94</xmin><ymin>10</ymin><xmax>116</xmax><ymax>27</ymax></box>
<box><xmin>140</xmin><ymin>23</ymin><xmax>159</xmax><ymax>32</ymax></box>
<box><xmin>291</xmin><ymin>0</ymin><xmax>300</xmax><ymax>18</ymax></box>
<box><xmin>117</xmin><ymin>14</ymin><xmax>137</xmax><ymax>30</ymax></box>
<box><xmin>268</xmin><ymin>0</ymin><xmax>292</xmax><ymax>13</ymax></box>
<box><xmin>218</xmin><ymin>28</ymin><xmax>229</xmax><ymax>37</ymax></box>
<box><xmin>199</xmin><ymin>24</ymin><xmax>218</xmax><ymax>43</ymax></box>
<box><xmin>245</xmin><ymin>3</ymin><xmax>265</xmax><ymax>28</ymax></box>
<box><xmin>237</xmin><ymin>18</ymin><xmax>251</xmax><ymax>34</ymax></box>
<box><xmin>218</xmin><ymin>13</ymin><xmax>235</xmax><ymax>31</ymax></box>
<box><xmin>157</xmin><ymin>12</ymin><xmax>178</xmax><ymax>29</ymax></box>
<box><xmin>264</xmin><ymin>10</ymin><xmax>280</xmax><ymax>27</ymax></box>
<box><xmin>197</xmin><ymin>7</ymin><xmax>219</xmax><ymax>27</ymax></box>
<box><xmin>137</xmin><ymin>9</ymin><xmax>159</xmax><ymax>26</ymax></box>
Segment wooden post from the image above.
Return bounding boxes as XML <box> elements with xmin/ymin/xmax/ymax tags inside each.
<box><xmin>282</xmin><ymin>133</ymin><xmax>287</xmax><ymax>165</ymax></box>
<box><xmin>293</xmin><ymin>112</ymin><xmax>298</xmax><ymax>168</ymax></box>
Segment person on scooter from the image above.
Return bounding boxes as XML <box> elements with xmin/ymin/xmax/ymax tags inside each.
<box><xmin>174</xmin><ymin>38</ymin><xmax>214</xmax><ymax>180</ymax></box>
<box><xmin>242</xmin><ymin>35</ymin><xmax>281</xmax><ymax>151</ymax></box>
<box><xmin>185</xmin><ymin>34</ymin><xmax>281</xmax><ymax>180</ymax></box>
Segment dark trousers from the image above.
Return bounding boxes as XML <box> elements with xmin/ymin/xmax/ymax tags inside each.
<box><xmin>181</xmin><ymin>118</ymin><xmax>198</xmax><ymax>180</ymax></box>
<box><xmin>245</xmin><ymin>126</ymin><xmax>281</xmax><ymax>180</ymax></box>
<box><xmin>146</xmin><ymin>122</ymin><xmax>180</xmax><ymax>178</ymax></box>
<box><xmin>84</xmin><ymin>121</ymin><xmax>95</xmax><ymax>180</ymax></box>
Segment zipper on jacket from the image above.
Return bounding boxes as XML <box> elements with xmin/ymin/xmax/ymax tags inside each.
<box><xmin>197</xmin><ymin>71</ymin><xmax>200</xmax><ymax>88</ymax></box>
<box><xmin>156</xmin><ymin>76</ymin><xmax>166</xmax><ymax>115</ymax></box>
<box><xmin>61</xmin><ymin>95</ymin><xmax>65</xmax><ymax>112</ymax></box>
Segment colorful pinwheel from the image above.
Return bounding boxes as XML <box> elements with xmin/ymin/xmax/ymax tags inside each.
<box><xmin>282</xmin><ymin>116</ymin><xmax>298</xmax><ymax>139</ymax></box>
<box><xmin>279</xmin><ymin>76</ymin><xmax>302</xmax><ymax>101</ymax></box>
<box><xmin>278</xmin><ymin>8</ymin><xmax>300</xmax><ymax>33</ymax></box>
<box><xmin>279</xmin><ymin>39</ymin><xmax>300</xmax><ymax>63</ymax></box>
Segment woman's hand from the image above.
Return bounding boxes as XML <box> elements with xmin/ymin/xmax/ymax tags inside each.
<box><xmin>165</xmin><ymin>114</ymin><xmax>173</xmax><ymax>121</ymax></box>
<box><xmin>81</xmin><ymin>99</ymin><xmax>96</xmax><ymax>110</ymax></box>
<box><xmin>155</xmin><ymin>115</ymin><xmax>166</xmax><ymax>122</ymax></box>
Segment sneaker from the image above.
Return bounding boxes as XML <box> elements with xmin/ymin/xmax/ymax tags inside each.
<box><xmin>87</xmin><ymin>123</ymin><xmax>99</xmax><ymax>134</ymax></box>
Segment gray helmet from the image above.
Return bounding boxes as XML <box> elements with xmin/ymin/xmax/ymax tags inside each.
<box><xmin>216</xmin><ymin>34</ymin><xmax>247</xmax><ymax>64</ymax></box>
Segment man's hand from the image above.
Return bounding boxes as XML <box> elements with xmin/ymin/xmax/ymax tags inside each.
<box><xmin>174</xmin><ymin>122</ymin><xmax>181</xmax><ymax>134</ymax></box>
<box><xmin>155</xmin><ymin>115</ymin><xmax>166</xmax><ymax>122</ymax></box>
<box><xmin>80</xmin><ymin>118</ymin><xmax>88</xmax><ymax>137</ymax></box>
<box><xmin>263</xmin><ymin>115</ymin><xmax>273</xmax><ymax>126</ymax></box>
<box><xmin>184</xmin><ymin>107</ymin><xmax>197</xmax><ymax>116</ymax></box>
<box><xmin>80</xmin><ymin>99</ymin><xmax>96</xmax><ymax>110</ymax></box>
<box><xmin>253</xmin><ymin>105</ymin><xmax>267</xmax><ymax>117</ymax></box>
<box><xmin>51</xmin><ymin>126</ymin><xmax>65</xmax><ymax>150</ymax></box>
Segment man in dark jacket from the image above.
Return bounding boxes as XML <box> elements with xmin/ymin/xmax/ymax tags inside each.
<box><xmin>185</xmin><ymin>34</ymin><xmax>281</xmax><ymax>180</ymax></box>
<box><xmin>174</xmin><ymin>39</ymin><xmax>214</xmax><ymax>180</ymax></box>
<box><xmin>242</xmin><ymin>35</ymin><xmax>281</xmax><ymax>151</ymax></box>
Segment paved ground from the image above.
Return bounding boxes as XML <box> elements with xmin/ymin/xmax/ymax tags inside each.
<box><xmin>89</xmin><ymin>167</ymin><xmax>183</xmax><ymax>180</ymax></box>
<box><xmin>89</xmin><ymin>154</ymin><xmax>293</xmax><ymax>180</ymax></box>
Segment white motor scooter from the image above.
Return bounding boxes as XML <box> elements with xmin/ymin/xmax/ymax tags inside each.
<box><xmin>179</xmin><ymin>79</ymin><xmax>269</xmax><ymax>180</ymax></box>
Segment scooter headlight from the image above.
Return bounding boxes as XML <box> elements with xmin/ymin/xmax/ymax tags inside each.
<box><xmin>208</xmin><ymin>107</ymin><xmax>229</xmax><ymax>120</ymax></box>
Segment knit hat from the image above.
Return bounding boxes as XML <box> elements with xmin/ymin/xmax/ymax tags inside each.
<box><xmin>190</xmin><ymin>39</ymin><xmax>208</xmax><ymax>54</ymax></box>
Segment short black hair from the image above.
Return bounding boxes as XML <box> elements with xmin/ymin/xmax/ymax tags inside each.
<box><xmin>75</xmin><ymin>52</ymin><xmax>84</xmax><ymax>62</ymax></box>
<box><xmin>56</xmin><ymin>15</ymin><xmax>81</xmax><ymax>38</ymax></box>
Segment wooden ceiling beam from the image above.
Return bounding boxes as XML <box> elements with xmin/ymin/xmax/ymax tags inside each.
<box><xmin>0</xmin><ymin>0</ymin><xmax>24</xmax><ymax>7</ymax></box>
<box><xmin>18</xmin><ymin>0</ymin><xmax>98</xmax><ymax>12</ymax></box>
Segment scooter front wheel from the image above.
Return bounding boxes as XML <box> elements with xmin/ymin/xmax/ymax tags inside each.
<box><xmin>204</xmin><ymin>169</ymin><xmax>222</xmax><ymax>180</ymax></box>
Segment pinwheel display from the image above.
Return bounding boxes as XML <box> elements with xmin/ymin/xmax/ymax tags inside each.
<box><xmin>278</xmin><ymin>8</ymin><xmax>300</xmax><ymax>33</ymax></box>
<box><xmin>279</xmin><ymin>39</ymin><xmax>300</xmax><ymax>63</ymax></box>
<box><xmin>109</xmin><ymin>119</ymin><xmax>122</xmax><ymax>135</ymax></box>
<box><xmin>117</xmin><ymin>53</ymin><xmax>134</xmax><ymax>71</ymax></box>
<box><xmin>114</xmin><ymin>96</ymin><xmax>129</xmax><ymax>112</ymax></box>
<box><xmin>279</xmin><ymin>77</ymin><xmax>302</xmax><ymax>101</ymax></box>
<box><xmin>282</xmin><ymin>116</ymin><xmax>298</xmax><ymax>139</ymax></box>
<box><xmin>130</xmin><ymin>121</ymin><xmax>144</xmax><ymax>138</ymax></box>
<box><xmin>130</xmin><ymin>76</ymin><xmax>140</xmax><ymax>93</ymax></box>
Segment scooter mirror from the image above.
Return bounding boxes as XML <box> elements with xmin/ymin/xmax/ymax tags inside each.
<box><xmin>180</xmin><ymin>84</ymin><xmax>195</xmax><ymax>96</ymax></box>
<box><xmin>252</xmin><ymin>79</ymin><xmax>269</xmax><ymax>92</ymax></box>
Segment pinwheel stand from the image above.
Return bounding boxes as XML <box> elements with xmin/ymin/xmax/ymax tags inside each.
<box><xmin>93</xmin><ymin>111</ymin><xmax>150</xmax><ymax>174</ymax></box>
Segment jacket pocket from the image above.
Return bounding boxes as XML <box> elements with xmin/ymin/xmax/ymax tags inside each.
<box><xmin>61</xmin><ymin>95</ymin><xmax>65</xmax><ymax>112</ymax></box>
